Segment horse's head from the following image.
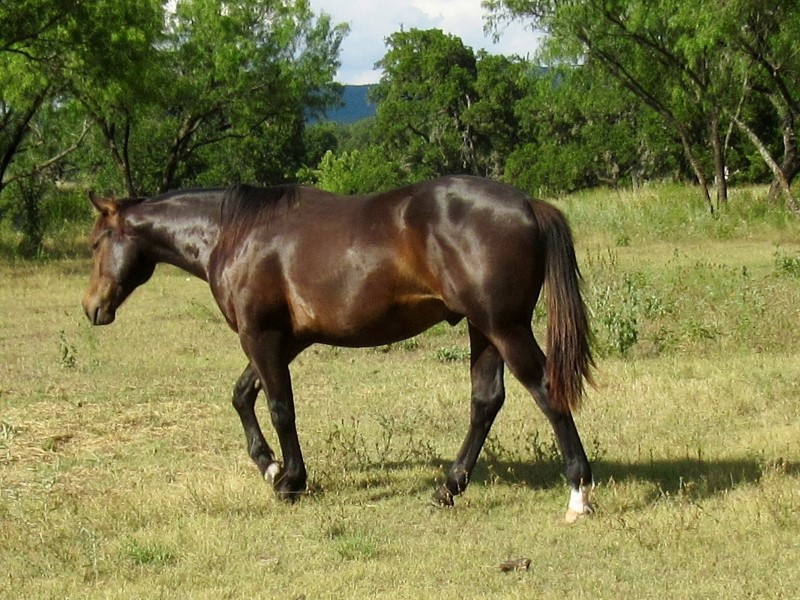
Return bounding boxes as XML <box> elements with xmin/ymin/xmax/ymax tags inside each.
<box><xmin>82</xmin><ymin>192</ymin><xmax>156</xmax><ymax>325</ymax></box>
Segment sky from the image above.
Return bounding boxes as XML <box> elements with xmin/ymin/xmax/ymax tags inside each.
<box><xmin>307</xmin><ymin>0</ymin><xmax>542</xmax><ymax>85</ymax></box>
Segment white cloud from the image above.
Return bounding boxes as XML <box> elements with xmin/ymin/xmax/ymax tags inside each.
<box><xmin>309</xmin><ymin>0</ymin><xmax>541</xmax><ymax>84</ymax></box>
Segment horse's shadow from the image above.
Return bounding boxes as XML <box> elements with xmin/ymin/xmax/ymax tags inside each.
<box><xmin>476</xmin><ymin>456</ymin><xmax>799</xmax><ymax>499</ymax></box>
<box><xmin>352</xmin><ymin>456</ymin><xmax>798</xmax><ymax>504</ymax></box>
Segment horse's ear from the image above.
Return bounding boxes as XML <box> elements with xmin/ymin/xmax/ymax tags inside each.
<box><xmin>88</xmin><ymin>191</ymin><xmax>118</xmax><ymax>216</ymax></box>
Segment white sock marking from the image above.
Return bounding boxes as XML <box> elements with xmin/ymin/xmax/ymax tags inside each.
<box><xmin>265</xmin><ymin>462</ymin><xmax>281</xmax><ymax>484</ymax></box>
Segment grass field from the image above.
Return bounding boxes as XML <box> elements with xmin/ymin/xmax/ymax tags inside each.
<box><xmin>1</xmin><ymin>185</ymin><xmax>799</xmax><ymax>599</ymax></box>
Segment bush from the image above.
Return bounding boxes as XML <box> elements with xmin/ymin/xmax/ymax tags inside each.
<box><xmin>299</xmin><ymin>148</ymin><xmax>414</xmax><ymax>195</ymax></box>
<box><xmin>0</xmin><ymin>183</ymin><xmax>92</xmax><ymax>259</ymax></box>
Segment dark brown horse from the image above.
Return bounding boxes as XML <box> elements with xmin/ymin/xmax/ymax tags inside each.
<box><xmin>82</xmin><ymin>175</ymin><xmax>595</xmax><ymax>522</ymax></box>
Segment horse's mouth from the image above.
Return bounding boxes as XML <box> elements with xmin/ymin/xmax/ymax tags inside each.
<box><xmin>94</xmin><ymin>307</ymin><xmax>115</xmax><ymax>325</ymax></box>
<box><xmin>84</xmin><ymin>302</ymin><xmax>115</xmax><ymax>326</ymax></box>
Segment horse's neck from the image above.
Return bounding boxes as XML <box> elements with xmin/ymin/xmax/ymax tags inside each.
<box><xmin>129</xmin><ymin>194</ymin><xmax>223</xmax><ymax>281</ymax></box>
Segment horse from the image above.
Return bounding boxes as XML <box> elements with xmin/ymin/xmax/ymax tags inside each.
<box><xmin>82</xmin><ymin>175</ymin><xmax>596</xmax><ymax>523</ymax></box>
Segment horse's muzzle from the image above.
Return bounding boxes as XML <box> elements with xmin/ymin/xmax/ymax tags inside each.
<box><xmin>82</xmin><ymin>296</ymin><xmax>115</xmax><ymax>326</ymax></box>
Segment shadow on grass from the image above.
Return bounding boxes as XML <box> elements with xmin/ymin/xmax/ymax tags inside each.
<box><xmin>471</xmin><ymin>456</ymin><xmax>800</xmax><ymax>500</ymax></box>
<box><xmin>345</xmin><ymin>455</ymin><xmax>799</xmax><ymax>504</ymax></box>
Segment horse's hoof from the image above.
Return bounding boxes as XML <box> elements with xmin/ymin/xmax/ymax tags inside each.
<box><xmin>564</xmin><ymin>485</ymin><xmax>594</xmax><ymax>524</ymax></box>
<box><xmin>264</xmin><ymin>461</ymin><xmax>282</xmax><ymax>485</ymax></box>
<box><xmin>432</xmin><ymin>485</ymin><xmax>455</xmax><ymax>507</ymax></box>
<box><xmin>564</xmin><ymin>504</ymin><xmax>594</xmax><ymax>524</ymax></box>
<box><xmin>266</xmin><ymin>464</ymin><xmax>305</xmax><ymax>503</ymax></box>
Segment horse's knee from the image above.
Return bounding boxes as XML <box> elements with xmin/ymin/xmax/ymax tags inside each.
<box><xmin>470</xmin><ymin>386</ymin><xmax>505</xmax><ymax>427</ymax></box>
<box><xmin>266</xmin><ymin>398</ymin><xmax>296</xmax><ymax>432</ymax></box>
<box><xmin>232</xmin><ymin>370</ymin><xmax>259</xmax><ymax>411</ymax></box>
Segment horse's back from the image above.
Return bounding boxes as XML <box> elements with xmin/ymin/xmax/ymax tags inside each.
<box><xmin>211</xmin><ymin>176</ymin><xmax>547</xmax><ymax>344</ymax></box>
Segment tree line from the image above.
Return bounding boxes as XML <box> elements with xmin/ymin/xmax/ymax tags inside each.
<box><xmin>2</xmin><ymin>0</ymin><xmax>798</xmax><ymax>255</ymax></box>
<box><xmin>313</xmin><ymin>1</ymin><xmax>800</xmax><ymax>215</ymax></box>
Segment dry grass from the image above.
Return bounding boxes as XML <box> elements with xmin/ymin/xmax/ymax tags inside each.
<box><xmin>2</xmin><ymin>186</ymin><xmax>800</xmax><ymax>599</ymax></box>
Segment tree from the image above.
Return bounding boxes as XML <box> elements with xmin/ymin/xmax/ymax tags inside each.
<box><xmin>1</xmin><ymin>0</ymin><xmax>348</xmax><ymax>255</ymax></box>
<box><xmin>371</xmin><ymin>29</ymin><xmax>480</xmax><ymax>179</ymax></box>
<box><xmin>70</xmin><ymin>0</ymin><xmax>347</xmax><ymax>196</ymax></box>
<box><xmin>0</xmin><ymin>0</ymin><xmax>122</xmax><ymax>254</ymax></box>
<box><xmin>463</xmin><ymin>52</ymin><xmax>530</xmax><ymax>178</ymax></box>
<box><xmin>63</xmin><ymin>0</ymin><xmax>167</xmax><ymax>196</ymax></box>
<box><xmin>504</xmin><ymin>63</ymin><xmax>680</xmax><ymax>196</ymax></box>
<box><xmin>485</xmin><ymin>0</ymin><xmax>748</xmax><ymax>211</ymax></box>
<box><xmin>304</xmin><ymin>147</ymin><xmax>412</xmax><ymax>195</ymax></box>
<box><xmin>722</xmin><ymin>0</ymin><xmax>800</xmax><ymax>212</ymax></box>
<box><xmin>0</xmin><ymin>0</ymin><xmax>92</xmax><ymax>197</ymax></box>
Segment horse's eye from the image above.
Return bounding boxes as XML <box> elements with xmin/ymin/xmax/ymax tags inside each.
<box><xmin>90</xmin><ymin>230</ymin><xmax>111</xmax><ymax>252</ymax></box>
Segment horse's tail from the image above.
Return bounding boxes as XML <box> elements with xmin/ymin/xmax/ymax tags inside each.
<box><xmin>536</xmin><ymin>201</ymin><xmax>594</xmax><ymax>413</ymax></box>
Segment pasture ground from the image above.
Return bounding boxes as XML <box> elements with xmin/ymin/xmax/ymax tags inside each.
<box><xmin>1</xmin><ymin>185</ymin><xmax>799</xmax><ymax>599</ymax></box>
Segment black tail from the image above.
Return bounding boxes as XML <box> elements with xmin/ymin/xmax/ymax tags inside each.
<box><xmin>535</xmin><ymin>201</ymin><xmax>594</xmax><ymax>412</ymax></box>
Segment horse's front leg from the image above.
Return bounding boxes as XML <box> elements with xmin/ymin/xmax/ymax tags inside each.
<box><xmin>241</xmin><ymin>331</ymin><xmax>307</xmax><ymax>502</ymax></box>
<box><xmin>232</xmin><ymin>363</ymin><xmax>281</xmax><ymax>483</ymax></box>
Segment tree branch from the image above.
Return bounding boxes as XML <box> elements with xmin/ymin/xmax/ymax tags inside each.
<box><xmin>727</xmin><ymin>110</ymin><xmax>799</xmax><ymax>214</ymax></box>
<box><xmin>2</xmin><ymin>120</ymin><xmax>91</xmax><ymax>187</ymax></box>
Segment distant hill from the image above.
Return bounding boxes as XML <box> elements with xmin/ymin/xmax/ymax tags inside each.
<box><xmin>321</xmin><ymin>85</ymin><xmax>376</xmax><ymax>124</ymax></box>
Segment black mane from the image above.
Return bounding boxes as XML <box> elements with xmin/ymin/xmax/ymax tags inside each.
<box><xmin>220</xmin><ymin>184</ymin><xmax>301</xmax><ymax>229</ymax></box>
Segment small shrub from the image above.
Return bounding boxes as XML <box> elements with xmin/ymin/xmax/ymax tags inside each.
<box><xmin>588</xmin><ymin>273</ymin><xmax>641</xmax><ymax>358</ymax></box>
<box><xmin>317</xmin><ymin>414</ymin><xmax>439</xmax><ymax>489</ymax></box>
<box><xmin>774</xmin><ymin>250</ymin><xmax>800</xmax><ymax>278</ymax></box>
<box><xmin>682</xmin><ymin>319</ymin><xmax>719</xmax><ymax>342</ymax></box>
<box><xmin>0</xmin><ymin>421</ymin><xmax>20</xmax><ymax>450</ymax></box>
<box><xmin>58</xmin><ymin>330</ymin><xmax>78</xmax><ymax>370</ymax></box>
<box><xmin>615</xmin><ymin>231</ymin><xmax>632</xmax><ymax>247</ymax></box>
<box><xmin>435</xmin><ymin>345</ymin><xmax>469</xmax><ymax>363</ymax></box>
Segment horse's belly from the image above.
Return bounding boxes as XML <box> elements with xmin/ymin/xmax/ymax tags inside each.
<box><xmin>295</xmin><ymin>295</ymin><xmax>461</xmax><ymax>348</ymax></box>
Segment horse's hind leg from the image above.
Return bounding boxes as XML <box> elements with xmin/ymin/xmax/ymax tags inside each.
<box><xmin>491</xmin><ymin>325</ymin><xmax>594</xmax><ymax>523</ymax></box>
<box><xmin>434</xmin><ymin>324</ymin><xmax>505</xmax><ymax>506</ymax></box>
<box><xmin>232</xmin><ymin>363</ymin><xmax>281</xmax><ymax>483</ymax></box>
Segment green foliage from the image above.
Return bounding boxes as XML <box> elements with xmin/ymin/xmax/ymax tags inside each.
<box><xmin>58</xmin><ymin>330</ymin><xmax>78</xmax><ymax>370</ymax></box>
<box><xmin>1</xmin><ymin>0</ymin><xmax>347</xmax><ymax>214</ymax></box>
<box><xmin>485</xmin><ymin>0</ymin><xmax>800</xmax><ymax>209</ymax></box>
<box><xmin>774</xmin><ymin>250</ymin><xmax>800</xmax><ymax>278</ymax></box>
<box><xmin>0</xmin><ymin>184</ymin><xmax>93</xmax><ymax>258</ymax></box>
<box><xmin>4</xmin><ymin>0</ymin><xmax>800</xmax><ymax>250</ymax></box>
<box><xmin>463</xmin><ymin>53</ymin><xmax>531</xmax><ymax>177</ymax></box>
<box><xmin>302</xmin><ymin>148</ymin><xmax>412</xmax><ymax>195</ymax></box>
<box><xmin>556</xmin><ymin>184</ymin><xmax>800</xmax><ymax>359</ymax></box>
<box><xmin>372</xmin><ymin>29</ymin><xmax>479</xmax><ymax>179</ymax></box>
<box><xmin>124</xmin><ymin>539</ymin><xmax>174</xmax><ymax>567</ymax></box>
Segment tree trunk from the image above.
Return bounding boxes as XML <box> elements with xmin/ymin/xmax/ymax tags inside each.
<box><xmin>0</xmin><ymin>88</ymin><xmax>48</xmax><ymax>194</ymax></box>
<box><xmin>710</xmin><ymin>113</ymin><xmax>728</xmax><ymax>210</ymax></box>
<box><xmin>100</xmin><ymin>119</ymin><xmax>137</xmax><ymax>197</ymax></box>
<box><xmin>768</xmin><ymin>108</ymin><xmax>799</xmax><ymax>205</ymax></box>
<box><xmin>159</xmin><ymin>114</ymin><xmax>203</xmax><ymax>193</ymax></box>
<box><xmin>728</xmin><ymin>111</ymin><xmax>799</xmax><ymax>214</ymax></box>
<box><xmin>678</xmin><ymin>129</ymin><xmax>714</xmax><ymax>214</ymax></box>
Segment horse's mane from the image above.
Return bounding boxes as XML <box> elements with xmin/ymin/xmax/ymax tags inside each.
<box><xmin>213</xmin><ymin>184</ymin><xmax>301</xmax><ymax>254</ymax></box>
<box><xmin>220</xmin><ymin>184</ymin><xmax>301</xmax><ymax>229</ymax></box>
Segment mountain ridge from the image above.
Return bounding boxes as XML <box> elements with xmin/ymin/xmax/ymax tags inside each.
<box><xmin>322</xmin><ymin>84</ymin><xmax>376</xmax><ymax>124</ymax></box>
